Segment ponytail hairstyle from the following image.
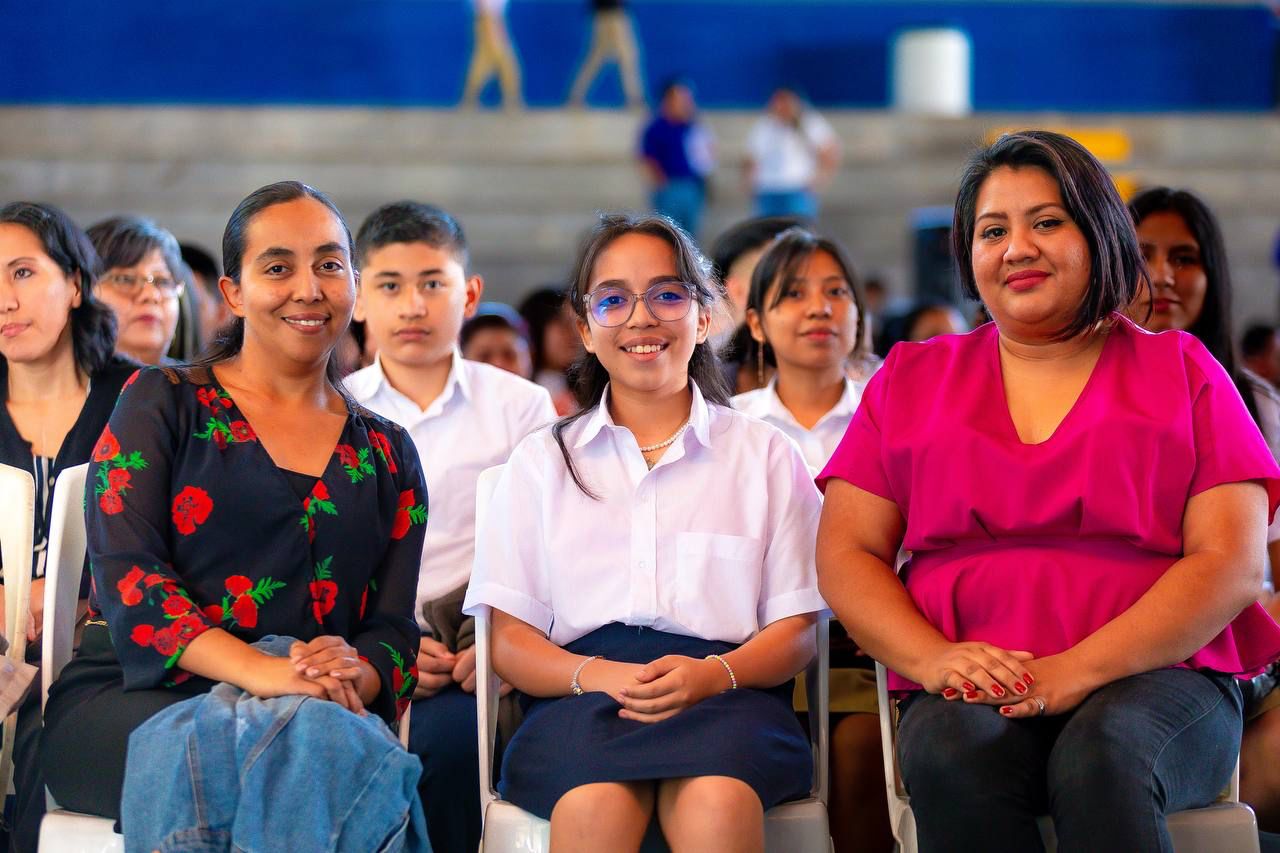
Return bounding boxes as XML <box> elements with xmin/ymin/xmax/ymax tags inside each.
<box><xmin>553</xmin><ymin>212</ymin><xmax>730</xmax><ymax>497</ymax></box>
<box><xmin>744</xmin><ymin>226</ymin><xmax>866</xmax><ymax>372</ymax></box>
<box><xmin>187</xmin><ymin>181</ymin><xmax>355</xmax><ymax>395</ymax></box>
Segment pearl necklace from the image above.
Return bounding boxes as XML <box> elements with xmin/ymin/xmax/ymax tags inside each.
<box><xmin>638</xmin><ymin>419</ymin><xmax>691</xmax><ymax>453</ymax></box>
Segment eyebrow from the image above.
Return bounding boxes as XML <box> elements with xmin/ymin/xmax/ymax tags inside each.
<box><xmin>1140</xmin><ymin>240</ymin><xmax>1200</xmax><ymax>253</ymax></box>
<box><xmin>975</xmin><ymin>202</ymin><xmax>1065</xmax><ymax>224</ymax></box>
<box><xmin>6</xmin><ymin>257</ymin><xmax>38</xmax><ymax>268</ymax></box>
<box><xmin>373</xmin><ymin>268</ymin><xmax>447</xmax><ymax>279</ymax></box>
<box><xmin>253</xmin><ymin>247</ymin><xmax>294</xmax><ymax>264</ymax></box>
<box><xmin>593</xmin><ymin>275</ymin><xmax>683</xmax><ymax>289</ymax></box>
<box><xmin>315</xmin><ymin>242</ymin><xmax>348</xmax><ymax>257</ymax></box>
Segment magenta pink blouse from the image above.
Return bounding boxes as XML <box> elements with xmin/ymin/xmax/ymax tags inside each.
<box><xmin>818</xmin><ymin>314</ymin><xmax>1280</xmax><ymax>691</ymax></box>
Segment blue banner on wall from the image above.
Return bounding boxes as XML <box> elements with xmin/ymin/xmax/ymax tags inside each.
<box><xmin>0</xmin><ymin>1</ymin><xmax>1273</xmax><ymax>111</ymax></box>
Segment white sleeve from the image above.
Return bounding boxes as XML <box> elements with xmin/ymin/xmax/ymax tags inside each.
<box><xmin>462</xmin><ymin>439</ymin><xmax>555</xmax><ymax>634</ymax></box>
<box><xmin>520</xmin><ymin>386</ymin><xmax>559</xmax><ymax>440</ymax></box>
<box><xmin>804</xmin><ymin>112</ymin><xmax>837</xmax><ymax>148</ymax></box>
<box><xmin>746</xmin><ymin>121</ymin><xmax>768</xmax><ymax>161</ymax></box>
<box><xmin>757</xmin><ymin>432</ymin><xmax>828</xmax><ymax>626</ymax></box>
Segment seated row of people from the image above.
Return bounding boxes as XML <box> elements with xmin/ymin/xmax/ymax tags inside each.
<box><xmin>0</xmin><ymin>129</ymin><xmax>1278</xmax><ymax>852</ymax></box>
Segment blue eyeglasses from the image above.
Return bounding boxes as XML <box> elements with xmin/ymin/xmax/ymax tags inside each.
<box><xmin>584</xmin><ymin>282</ymin><xmax>695</xmax><ymax>327</ymax></box>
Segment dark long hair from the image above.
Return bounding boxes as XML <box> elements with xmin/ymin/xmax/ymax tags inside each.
<box><xmin>187</xmin><ymin>181</ymin><xmax>354</xmax><ymax>393</ymax></box>
<box><xmin>745</xmin><ymin>226</ymin><xmax>866</xmax><ymax>371</ymax></box>
<box><xmin>1129</xmin><ymin>186</ymin><xmax>1260</xmax><ymax>425</ymax></box>
<box><xmin>0</xmin><ymin>202</ymin><xmax>116</xmax><ymax>393</ymax></box>
<box><xmin>952</xmin><ymin>130</ymin><xmax>1145</xmax><ymax>341</ymax></box>
<box><xmin>553</xmin><ymin>212</ymin><xmax>730</xmax><ymax>497</ymax></box>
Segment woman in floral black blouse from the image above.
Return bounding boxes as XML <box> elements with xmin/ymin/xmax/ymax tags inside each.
<box><xmin>40</xmin><ymin>181</ymin><xmax>426</xmax><ymax>823</ymax></box>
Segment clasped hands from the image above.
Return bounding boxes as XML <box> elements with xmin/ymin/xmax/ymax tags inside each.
<box><xmin>579</xmin><ymin>654</ymin><xmax>734</xmax><ymax>723</ymax></box>
<box><xmin>283</xmin><ymin>635</ymin><xmax>372</xmax><ymax>716</ymax></box>
<box><xmin>414</xmin><ymin>637</ymin><xmax>514</xmax><ymax>700</ymax></box>
<box><xmin>921</xmin><ymin>641</ymin><xmax>1095</xmax><ymax>719</ymax></box>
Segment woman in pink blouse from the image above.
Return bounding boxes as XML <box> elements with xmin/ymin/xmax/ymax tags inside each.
<box><xmin>816</xmin><ymin>130</ymin><xmax>1280</xmax><ymax>852</ymax></box>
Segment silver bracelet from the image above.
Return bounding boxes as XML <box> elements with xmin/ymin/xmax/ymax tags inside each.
<box><xmin>570</xmin><ymin>655</ymin><xmax>601</xmax><ymax>696</ymax></box>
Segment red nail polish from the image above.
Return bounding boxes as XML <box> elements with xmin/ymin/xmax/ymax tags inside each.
<box><xmin>1023</xmin><ymin>672</ymin><xmax>1035</xmax><ymax>685</ymax></box>
<box><xmin>963</xmin><ymin>681</ymin><xmax>976</xmax><ymax>692</ymax></box>
<box><xmin>942</xmin><ymin>688</ymin><xmax>958</xmax><ymax>698</ymax></box>
<box><xmin>991</xmin><ymin>684</ymin><xmax>1005</xmax><ymax>697</ymax></box>
<box><xmin>1000</xmin><ymin>706</ymin><xmax>1012</xmax><ymax>715</ymax></box>
<box><xmin>964</xmin><ymin>691</ymin><xmax>979</xmax><ymax>700</ymax></box>
<box><xmin>1014</xmin><ymin>683</ymin><xmax>1026</xmax><ymax>694</ymax></box>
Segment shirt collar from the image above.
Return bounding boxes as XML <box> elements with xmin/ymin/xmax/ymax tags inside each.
<box><xmin>367</xmin><ymin>349</ymin><xmax>470</xmax><ymax>415</ymax></box>
<box><xmin>763</xmin><ymin>375</ymin><xmax>860</xmax><ymax>427</ymax></box>
<box><xmin>574</xmin><ymin>381</ymin><xmax>713</xmax><ymax>450</ymax></box>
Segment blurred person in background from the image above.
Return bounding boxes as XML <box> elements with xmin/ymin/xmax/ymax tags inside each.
<box><xmin>568</xmin><ymin>0</ymin><xmax>645</xmax><ymax>109</ymax></box>
<box><xmin>1243</xmin><ymin>323</ymin><xmax>1280</xmax><ymax>389</ymax></box>
<box><xmin>519</xmin><ymin>286</ymin><xmax>581</xmax><ymax>414</ymax></box>
<box><xmin>638</xmin><ymin>79</ymin><xmax>715</xmax><ymax>237</ymax></box>
<box><xmin>461</xmin><ymin>301</ymin><xmax>534</xmax><ymax>378</ymax></box>
<box><xmin>182</xmin><ymin>242</ymin><xmax>229</xmax><ymax>349</ymax></box>
<box><xmin>462</xmin><ymin>0</ymin><xmax>523</xmax><ymax>110</ymax></box>
<box><xmin>708</xmin><ymin>216</ymin><xmax>803</xmax><ymax>393</ymax></box>
<box><xmin>1124</xmin><ymin>186</ymin><xmax>1280</xmax><ymax>834</ymax></box>
<box><xmin>744</xmin><ymin>88</ymin><xmax>839</xmax><ymax>219</ymax></box>
<box><xmin>89</xmin><ymin>216</ymin><xmax>184</xmax><ymax>366</ymax></box>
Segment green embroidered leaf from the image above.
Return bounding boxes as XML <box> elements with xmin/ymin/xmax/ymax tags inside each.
<box><xmin>369</xmin><ymin>578</ymin><xmax>378</xmax><ymax>592</ymax></box>
<box><xmin>299</xmin><ymin>515</ymin><xmax>310</xmax><ymax>529</ymax></box>
<box><xmin>408</xmin><ymin>506</ymin><xmax>427</xmax><ymax>525</ymax></box>
<box><xmin>314</xmin><ymin>556</ymin><xmax>333</xmax><ymax>580</ymax></box>
<box><xmin>251</xmin><ymin>578</ymin><xmax>287</xmax><ymax>604</ymax></box>
<box><xmin>163</xmin><ymin>650</ymin><xmax>182</xmax><ymax>670</ymax></box>
<box><xmin>357</xmin><ymin>447</ymin><xmax>370</xmax><ymax>464</ymax></box>
<box><xmin>95</xmin><ymin>467</ymin><xmax>110</xmax><ymax>496</ymax></box>
<box><xmin>379</xmin><ymin>641</ymin><xmax>405</xmax><ymax>669</ymax></box>
<box><xmin>315</xmin><ymin>498</ymin><xmax>338</xmax><ymax>516</ymax></box>
<box><xmin>118</xmin><ymin>451</ymin><xmax>149</xmax><ymax>471</ymax></box>
<box><xmin>194</xmin><ymin>419</ymin><xmax>219</xmax><ymax>440</ymax></box>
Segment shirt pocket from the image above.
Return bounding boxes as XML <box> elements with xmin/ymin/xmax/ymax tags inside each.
<box><xmin>675</xmin><ymin>532</ymin><xmax>764</xmax><ymax>640</ymax></box>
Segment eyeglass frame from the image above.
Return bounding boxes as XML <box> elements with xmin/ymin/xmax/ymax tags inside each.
<box><xmin>99</xmin><ymin>271</ymin><xmax>185</xmax><ymax>299</ymax></box>
<box><xmin>582</xmin><ymin>281</ymin><xmax>698</xmax><ymax>328</ymax></box>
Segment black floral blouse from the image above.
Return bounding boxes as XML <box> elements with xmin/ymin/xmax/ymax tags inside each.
<box><xmin>86</xmin><ymin>366</ymin><xmax>425</xmax><ymax>722</ymax></box>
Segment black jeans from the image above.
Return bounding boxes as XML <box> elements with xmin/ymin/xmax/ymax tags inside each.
<box><xmin>897</xmin><ymin>668</ymin><xmax>1243</xmax><ymax>853</ymax></box>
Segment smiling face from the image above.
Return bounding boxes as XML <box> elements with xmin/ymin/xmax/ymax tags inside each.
<box><xmin>354</xmin><ymin>241</ymin><xmax>480</xmax><ymax>371</ymax></box>
<box><xmin>578</xmin><ymin>232</ymin><xmax>710</xmax><ymax>398</ymax></box>
<box><xmin>220</xmin><ymin>197</ymin><xmax>356</xmax><ymax>371</ymax></box>
<box><xmin>1125</xmin><ymin>210</ymin><xmax>1207</xmax><ymax>333</ymax></box>
<box><xmin>94</xmin><ymin>247</ymin><xmax>179</xmax><ymax>364</ymax></box>
<box><xmin>747</xmin><ymin>248</ymin><xmax>858</xmax><ymax>373</ymax></box>
<box><xmin>970</xmin><ymin>165</ymin><xmax>1093</xmax><ymax>340</ymax></box>
<box><xmin>0</xmin><ymin>223</ymin><xmax>81</xmax><ymax>366</ymax></box>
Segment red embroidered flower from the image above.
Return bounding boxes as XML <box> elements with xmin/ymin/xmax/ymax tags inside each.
<box><xmin>336</xmin><ymin>445</ymin><xmax>360</xmax><ymax>469</ymax></box>
<box><xmin>396</xmin><ymin>696</ymin><xmax>411</xmax><ymax>718</ymax></box>
<box><xmin>369</xmin><ymin>431</ymin><xmax>397</xmax><ymax>473</ymax></box>
<box><xmin>229</xmin><ymin>420</ymin><xmax>255</xmax><ymax>442</ymax></box>
<box><xmin>144</xmin><ymin>573</ymin><xmax>166</xmax><ymax>588</ymax></box>
<box><xmin>359</xmin><ymin>586</ymin><xmax>369</xmax><ymax>620</ymax></box>
<box><xmin>107</xmin><ymin>468</ymin><xmax>132</xmax><ymax>491</ymax></box>
<box><xmin>196</xmin><ymin>387</ymin><xmax>219</xmax><ymax>409</ymax></box>
<box><xmin>309</xmin><ymin>579</ymin><xmax>338</xmax><ymax>623</ymax></box>
<box><xmin>92</xmin><ymin>428</ymin><xmax>120</xmax><ymax>462</ymax></box>
<box><xmin>172</xmin><ymin>614</ymin><xmax>204</xmax><ymax>640</ymax></box>
<box><xmin>391</xmin><ymin>490</ymin><xmax>415</xmax><ymax>540</ymax></box>
<box><xmin>130</xmin><ymin>624</ymin><xmax>155</xmax><ymax>646</ymax></box>
<box><xmin>163</xmin><ymin>595</ymin><xmax>193</xmax><ymax>616</ymax></box>
<box><xmin>312</xmin><ymin>481</ymin><xmax>329</xmax><ymax>501</ymax></box>
<box><xmin>122</xmin><ymin>369</ymin><xmax>140</xmax><ymax>392</ymax></box>
<box><xmin>152</xmin><ymin>628</ymin><xmax>179</xmax><ymax>656</ymax></box>
<box><xmin>202</xmin><ymin>604</ymin><xmax>224</xmax><ymax>623</ymax></box>
<box><xmin>172</xmin><ymin>486</ymin><xmax>214</xmax><ymax>535</ymax></box>
<box><xmin>225</xmin><ymin>575</ymin><xmax>252</xmax><ymax>597</ymax></box>
<box><xmin>212</xmin><ymin>430</ymin><xmax>228</xmax><ymax>451</ymax></box>
<box><xmin>219</xmin><ymin>396</ymin><xmax>232</xmax><ymax>409</ymax></box>
<box><xmin>118</xmin><ymin>566</ymin><xmax>145</xmax><ymax>606</ymax></box>
<box><xmin>231</xmin><ymin>596</ymin><xmax>259</xmax><ymax>629</ymax></box>
<box><xmin>392</xmin><ymin>666</ymin><xmax>406</xmax><ymax>696</ymax></box>
<box><xmin>100</xmin><ymin>489</ymin><xmax>124</xmax><ymax>515</ymax></box>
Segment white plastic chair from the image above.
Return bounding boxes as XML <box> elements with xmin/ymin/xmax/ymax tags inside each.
<box><xmin>0</xmin><ymin>462</ymin><xmax>36</xmax><ymax>801</ymax></box>
<box><xmin>36</xmin><ymin>463</ymin><xmax>410</xmax><ymax>851</ymax></box>
<box><xmin>874</xmin><ymin>661</ymin><xmax>1261</xmax><ymax>853</ymax></box>
<box><xmin>472</xmin><ymin>464</ymin><xmax>834</xmax><ymax>852</ymax></box>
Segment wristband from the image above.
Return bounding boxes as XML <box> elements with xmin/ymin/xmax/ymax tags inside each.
<box><xmin>705</xmin><ymin>654</ymin><xmax>737</xmax><ymax>690</ymax></box>
<box><xmin>570</xmin><ymin>655</ymin><xmax>601</xmax><ymax>696</ymax></box>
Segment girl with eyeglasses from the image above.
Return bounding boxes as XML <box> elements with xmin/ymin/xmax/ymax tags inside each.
<box><xmin>88</xmin><ymin>216</ymin><xmax>185</xmax><ymax>366</ymax></box>
<box><xmin>463</xmin><ymin>213</ymin><xmax>825</xmax><ymax>853</ymax></box>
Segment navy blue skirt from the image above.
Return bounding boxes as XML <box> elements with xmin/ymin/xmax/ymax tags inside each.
<box><xmin>498</xmin><ymin>623</ymin><xmax>813</xmax><ymax>819</ymax></box>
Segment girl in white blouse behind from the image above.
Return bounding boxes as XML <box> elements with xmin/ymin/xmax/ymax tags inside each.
<box><xmin>463</xmin><ymin>213</ymin><xmax>826</xmax><ymax>853</ymax></box>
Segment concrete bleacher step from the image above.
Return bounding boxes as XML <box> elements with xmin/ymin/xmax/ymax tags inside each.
<box><xmin>0</xmin><ymin>107</ymin><xmax>1277</xmax><ymax>319</ymax></box>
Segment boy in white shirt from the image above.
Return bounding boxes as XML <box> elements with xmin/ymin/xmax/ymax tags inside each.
<box><xmin>345</xmin><ymin>201</ymin><xmax>555</xmax><ymax>852</ymax></box>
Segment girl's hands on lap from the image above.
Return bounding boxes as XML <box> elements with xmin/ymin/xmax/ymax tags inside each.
<box><xmin>243</xmin><ymin>654</ymin><xmax>368</xmax><ymax>716</ymax></box>
<box><xmin>289</xmin><ymin>636</ymin><xmax>376</xmax><ymax>712</ymax></box>
<box><xmin>414</xmin><ymin>637</ymin><xmax>456</xmax><ymax>699</ymax></box>
<box><xmin>616</xmin><ymin>655</ymin><xmax>731</xmax><ymax>723</ymax></box>
<box><xmin>577</xmin><ymin>658</ymin><xmax>645</xmax><ymax>705</ymax></box>
<box><xmin>924</xmin><ymin>641</ymin><xmax>1034</xmax><ymax>704</ymax></box>
<box><xmin>992</xmin><ymin>654</ymin><xmax>1095</xmax><ymax>719</ymax></box>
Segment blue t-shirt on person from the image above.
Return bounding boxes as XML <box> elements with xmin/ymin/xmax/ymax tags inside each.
<box><xmin>639</xmin><ymin>117</ymin><xmax>703</xmax><ymax>183</ymax></box>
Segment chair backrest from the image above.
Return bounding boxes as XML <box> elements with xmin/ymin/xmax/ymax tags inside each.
<box><xmin>473</xmin><ymin>465</ymin><xmax>504</xmax><ymax>815</ymax></box>
<box><xmin>0</xmin><ymin>463</ymin><xmax>36</xmax><ymax>800</ymax></box>
<box><xmin>42</xmin><ymin>463</ymin><xmax>89</xmax><ymax>711</ymax></box>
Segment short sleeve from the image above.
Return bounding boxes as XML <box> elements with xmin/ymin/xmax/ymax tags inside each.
<box><xmin>803</xmin><ymin>112</ymin><xmax>837</xmax><ymax>148</ymax></box>
<box><xmin>639</xmin><ymin>121</ymin><xmax>659</xmax><ymax>160</ymax></box>
<box><xmin>1184</xmin><ymin>337</ymin><xmax>1280</xmax><ymax>519</ymax></box>
<box><xmin>817</xmin><ymin>345</ymin><xmax>897</xmax><ymax>503</ymax></box>
<box><xmin>462</xmin><ymin>437</ymin><xmax>554</xmax><ymax>635</ymax></box>
<box><xmin>518</xmin><ymin>387</ymin><xmax>558</xmax><ymax>441</ymax></box>
<box><xmin>758</xmin><ymin>432</ymin><xmax>828</xmax><ymax>627</ymax></box>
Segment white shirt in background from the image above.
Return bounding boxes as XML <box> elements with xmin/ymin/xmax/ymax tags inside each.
<box><xmin>346</xmin><ymin>352</ymin><xmax>556</xmax><ymax>630</ymax></box>
<box><xmin>463</xmin><ymin>382</ymin><xmax>827</xmax><ymax>647</ymax></box>
<box><xmin>1244</xmin><ymin>368</ymin><xmax>1280</xmax><ymax>545</ymax></box>
<box><xmin>731</xmin><ymin>376</ymin><xmax>863</xmax><ymax>475</ymax></box>
<box><xmin>746</xmin><ymin>111</ymin><xmax>837</xmax><ymax>193</ymax></box>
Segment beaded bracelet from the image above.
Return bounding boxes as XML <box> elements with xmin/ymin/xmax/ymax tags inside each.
<box><xmin>570</xmin><ymin>655</ymin><xmax>601</xmax><ymax>696</ymax></box>
<box><xmin>705</xmin><ymin>654</ymin><xmax>738</xmax><ymax>690</ymax></box>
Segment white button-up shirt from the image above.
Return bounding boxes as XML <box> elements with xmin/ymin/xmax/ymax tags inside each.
<box><xmin>731</xmin><ymin>377</ymin><xmax>863</xmax><ymax>475</ymax></box>
<box><xmin>346</xmin><ymin>353</ymin><xmax>556</xmax><ymax>629</ymax></box>
<box><xmin>463</xmin><ymin>382</ymin><xmax>826</xmax><ymax>647</ymax></box>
